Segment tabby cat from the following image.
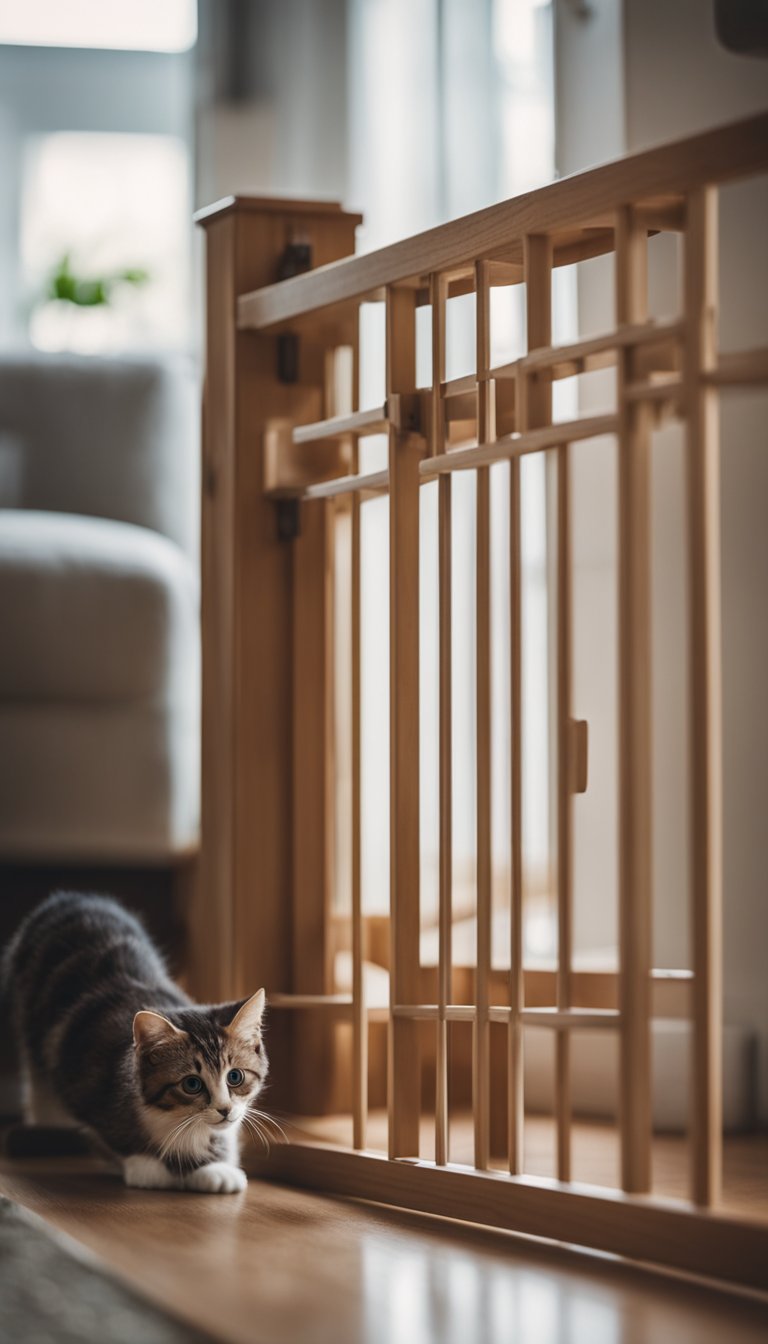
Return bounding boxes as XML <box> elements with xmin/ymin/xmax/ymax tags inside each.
<box><xmin>3</xmin><ymin>892</ymin><xmax>268</xmax><ymax>1193</ymax></box>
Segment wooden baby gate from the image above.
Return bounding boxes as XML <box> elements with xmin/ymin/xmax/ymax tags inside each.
<box><xmin>192</xmin><ymin>113</ymin><xmax>768</xmax><ymax>1289</ymax></box>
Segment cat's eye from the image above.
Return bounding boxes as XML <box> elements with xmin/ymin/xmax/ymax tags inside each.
<box><xmin>181</xmin><ymin>1075</ymin><xmax>203</xmax><ymax>1095</ymax></box>
<box><xmin>226</xmin><ymin>1068</ymin><xmax>244</xmax><ymax>1087</ymax></box>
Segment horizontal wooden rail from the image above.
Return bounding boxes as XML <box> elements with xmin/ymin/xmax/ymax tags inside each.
<box><xmin>442</xmin><ymin>372</ymin><xmax>478</xmax><ymax>397</ymax></box>
<box><xmin>266</xmin><ymin>412</ymin><xmax>619</xmax><ymax>500</ymax></box>
<box><xmin>269</xmin><ymin>993</ymin><xmax>354</xmax><ymax>1009</ymax></box>
<box><xmin>292</xmin><ymin>405</ymin><xmax>388</xmax><ymax>445</ymax></box>
<box><xmin>420</xmin><ymin>414</ymin><xmax>618</xmax><ymax>478</ymax></box>
<box><xmin>236</xmin><ymin>113</ymin><xmax>768</xmax><ymax>330</ymax></box>
<box><xmin>505</xmin><ymin>318</ymin><xmax>684</xmax><ymax>380</ymax></box>
<box><xmin>268</xmin><ymin>993</ymin><xmax>390</xmax><ymax>1024</ymax></box>
<box><xmin>270</xmin><ymin>973</ymin><xmax>691</xmax><ymax>1019</ymax></box>
<box><xmin>706</xmin><ymin>347</ymin><xmax>768</xmax><ymax>386</ymax></box>
<box><xmin>393</xmin><ymin>1005</ymin><xmax>622</xmax><ymax>1028</ymax></box>
<box><xmin>301</xmin><ymin>469</ymin><xmax>389</xmax><ymax>502</ymax></box>
<box><xmin>519</xmin><ymin>1008</ymin><xmax>621</xmax><ymax>1029</ymax></box>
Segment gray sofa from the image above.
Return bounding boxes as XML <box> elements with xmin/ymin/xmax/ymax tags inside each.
<box><xmin>0</xmin><ymin>353</ymin><xmax>200</xmax><ymax>862</ymax></box>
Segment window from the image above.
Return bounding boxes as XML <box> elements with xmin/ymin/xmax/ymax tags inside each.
<box><xmin>22</xmin><ymin>133</ymin><xmax>190</xmax><ymax>353</ymax></box>
<box><xmin>0</xmin><ymin>0</ymin><xmax>196</xmax><ymax>52</ymax></box>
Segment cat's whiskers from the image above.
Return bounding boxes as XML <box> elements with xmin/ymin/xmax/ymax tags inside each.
<box><xmin>247</xmin><ymin>1107</ymin><xmax>288</xmax><ymax>1144</ymax></box>
<box><xmin>156</xmin><ymin>1116</ymin><xmax>193</xmax><ymax>1163</ymax></box>
<box><xmin>158</xmin><ymin>1113</ymin><xmax>199</xmax><ymax>1165</ymax></box>
<box><xmin>240</xmin><ymin>1113</ymin><xmax>271</xmax><ymax>1153</ymax></box>
<box><xmin>241</xmin><ymin>1113</ymin><xmax>269</xmax><ymax>1147</ymax></box>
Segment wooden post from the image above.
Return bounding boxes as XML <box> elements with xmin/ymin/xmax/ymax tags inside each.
<box><xmin>193</xmin><ymin>198</ymin><xmax>361</xmax><ymax>1117</ymax></box>
<box><xmin>616</xmin><ymin>205</ymin><xmax>653</xmax><ymax>1194</ymax></box>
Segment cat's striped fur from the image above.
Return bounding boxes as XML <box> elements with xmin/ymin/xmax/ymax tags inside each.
<box><xmin>2</xmin><ymin>892</ymin><xmax>268</xmax><ymax>1193</ymax></box>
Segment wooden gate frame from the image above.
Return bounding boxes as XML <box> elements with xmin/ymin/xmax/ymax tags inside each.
<box><xmin>193</xmin><ymin>115</ymin><xmax>768</xmax><ymax>1291</ymax></box>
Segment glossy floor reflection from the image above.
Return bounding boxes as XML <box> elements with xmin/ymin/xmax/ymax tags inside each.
<box><xmin>1</xmin><ymin>1156</ymin><xmax>766</xmax><ymax>1344</ymax></box>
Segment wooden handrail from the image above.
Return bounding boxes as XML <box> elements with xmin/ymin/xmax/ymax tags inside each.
<box><xmin>234</xmin><ymin>112</ymin><xmax>768</xmax><ymax>330</ymax></box>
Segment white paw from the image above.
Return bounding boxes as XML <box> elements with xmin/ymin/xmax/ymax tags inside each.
<box><xmin>124</xmin><ymin>1155</ymin><xmax>182</xmax><ymax>1190</ymax></box>
<box><xmin>184</xmin><ymin>1162</ymin><xmax>247</xmax><ymax>1194</ymax></box>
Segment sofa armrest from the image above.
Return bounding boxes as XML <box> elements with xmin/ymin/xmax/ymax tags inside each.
<box><xmin>0</xmin><ymin>352</ymin><xmax>199</xmax><ymax>556</ymax></box>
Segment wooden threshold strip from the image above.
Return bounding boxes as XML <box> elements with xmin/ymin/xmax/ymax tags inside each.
<box><xmin>248</xmin><ymin>1142</ymin><xmax>768</xmax><ymax>1293</ymax></box>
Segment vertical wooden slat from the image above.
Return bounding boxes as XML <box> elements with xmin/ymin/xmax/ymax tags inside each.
<box><xmin>684</xmin><ymin>186</ymin><xmax>722</xmax><ymax>1208</ymax></box>
<box><xmin>474</xmin><ymin>261</ymin><xmax>493</xmax><ymax>1170</ymax></box>
<box><xmin>435</xmin><ymin>266</ymin><xmax>451</xmax><ymax>1166</ymax></box>
<box><xmin>436</xmin><ymin>471</ymin><xmax>452</xmax><ymax>1166</ymax></box>
<box><xmin>387</xmin><ymin>284</ymin><xmax>422</xmax><ymax>1160</ymax></box>
<box><xmin>555</xmin><ymin>439</ymin><xmax>573</xmax><ymax>1186</ymax></box>
<box><xmin>430</xmin><ymin>273</ymin><xmax>447</xmax><ymax>457</ymax></box>
<box><xmin>475</xmin><ymin>467</ymin><xmax>492</xmax><ymax>1171</ymax></box>
<box><xmin>510</xmin><ymin>356</ymin><xmax>529</xmax><ymax>1177</ymax></box>
<box><xmin>524</xmin><ymin>236</ymin><xmax>553</xmax><ymax>422</ymax></box>
<box><xmin>524</xmin><ymin>235</ymin><xmax>572</xmax><ymax>1181</ymax></box>
<box><xmin>292</xmin><ymin>497</ymin><xmax>336</xmax><ymax>1114</ymax></box>
<box><xmin>616</xmin><ymin>205</ymin><xmax>653</xmax><ymax>1194</ymax></box>
<box><xmin>350</xmin><ymin>303</ymin><xmax>365</xmax><ymax>1150</ymax></box>
<box><xmin>508</xmin><ymin>450</ymin><xmax>524</xmax><ymax>1175</ymax></box>
<box><xmin>351</xmin><ymin>490</ymin><xmax>366</xmax><ymax>1150</ymax></box>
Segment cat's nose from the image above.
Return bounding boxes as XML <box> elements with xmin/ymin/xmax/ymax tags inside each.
<box><xmin>217</xmin><ymin>1106</ymin><xmax>231</xmax><ymax>1120</ymax></box>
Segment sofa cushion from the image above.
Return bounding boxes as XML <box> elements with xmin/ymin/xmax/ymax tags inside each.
<box><xmin>0</xmin><ymin>702</ymin><xmax>199</xmax><ymax>861</ymax></box>
<box><xmin>0</xmin><ymin>353</ymin><xmax>199</xmax><ymax>556</ymax></box>
<box><xmin>0</xmin><ymin>510</ymin><xmax>198</xmax><ymax>704</ymax></box>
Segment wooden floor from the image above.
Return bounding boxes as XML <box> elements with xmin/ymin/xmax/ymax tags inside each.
<box><xmin>1</xmin><ymin>1153</ymin><xmax>767</xmax><ymax>1344</ymax></box>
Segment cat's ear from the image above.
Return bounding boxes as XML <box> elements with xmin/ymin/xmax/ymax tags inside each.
<box><xmin>132</xmin><ymin>1010</ymin><xmax>185</xmax><ymax>1051</ymax></box>
<box><xmin>226</xmin><ymin>989</ymin><xmax>266</xmax><ymax>1039</ymax></box>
